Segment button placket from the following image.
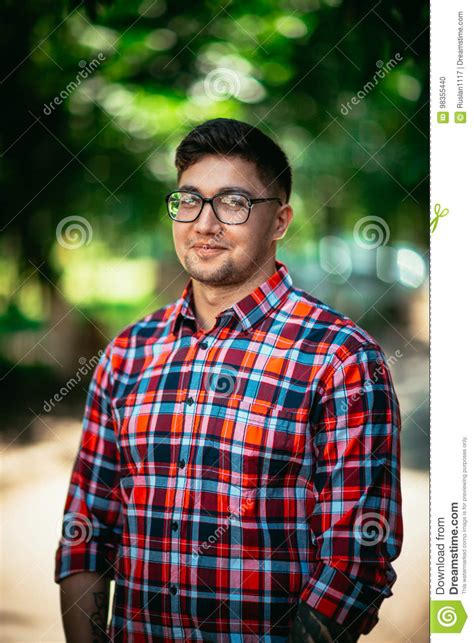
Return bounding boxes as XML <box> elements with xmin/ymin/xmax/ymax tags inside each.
<box><xmin>168</xmin><ymin>336</ymin><xmax>197</xmax><ymax>605</ymax></box>
<box><xmin>172</xmin><ymin>333</ymin><xmax>218</xmax><ymax>587</ymax></box>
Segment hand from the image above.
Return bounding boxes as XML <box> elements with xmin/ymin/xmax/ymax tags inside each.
<box><xmin>288</xmin><ymin>600</ymin><xmax>360</xmax><ymax>643</ymax></box>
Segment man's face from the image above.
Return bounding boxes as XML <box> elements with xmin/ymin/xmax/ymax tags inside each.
<box><xmin>172</xmin><ymin>154</ymin><xmax>291</xmax><ymax>286</ymax></box>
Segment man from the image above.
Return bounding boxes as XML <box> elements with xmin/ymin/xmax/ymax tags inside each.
<box><xmin>55</xmin><ymin>118</ymin><xmax>403</xmax><ymax>642</ymax></box>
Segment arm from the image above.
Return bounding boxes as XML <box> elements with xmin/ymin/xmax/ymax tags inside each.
<box><xmin>296</xmin><ymin>342</ymin><xmax>403</xmax><ymax>639</ymax></box>
<box><xmin>59</xmin><ymin>572</ymin><xmax>110</xmax><ymax>643</ymax></box>
<box><xmin>54</xmin><ymin>343</ymin><xmax>123</xmax><ymax>641</ymax></box>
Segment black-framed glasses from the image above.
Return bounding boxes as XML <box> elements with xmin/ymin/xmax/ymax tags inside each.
<box><xmin>165</xmin><ymin>190</ymin><xmax>283</xmax><ymax>225</ymax></box>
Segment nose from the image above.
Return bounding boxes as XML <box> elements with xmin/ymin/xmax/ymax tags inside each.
<box><xmin>193</xmin><ymin>200</ymin><xmax>222</xmax><ymax>234</ymax></box>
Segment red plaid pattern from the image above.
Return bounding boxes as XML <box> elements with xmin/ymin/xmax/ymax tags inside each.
<box><xmin>54</xmin><ymin>259</ymin><xmax>403</xmax><ymax>641</ymax></box>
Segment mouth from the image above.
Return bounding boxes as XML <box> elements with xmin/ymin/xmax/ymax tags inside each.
<box><xmin>191</xmin><ymin>244</ymin><xmax>228</xmax><ymax>256</ymax></box>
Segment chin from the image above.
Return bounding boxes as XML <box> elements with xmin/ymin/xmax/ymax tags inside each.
<box><xmin>184</xmin><ymin>254</ymin><xmax>237</xmax><ymax>285</ymax></box>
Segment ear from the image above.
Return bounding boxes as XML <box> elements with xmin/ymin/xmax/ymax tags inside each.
<box><xmin>273</xmin><ymin>203</ymin><xmax>293</xmax><ymax>241</ymax></box>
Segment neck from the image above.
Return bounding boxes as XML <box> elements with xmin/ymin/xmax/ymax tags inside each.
<box><xmin>192</xmin><ymin>257</ymin><xmax>277</xmax><ymax>331</ymax></box>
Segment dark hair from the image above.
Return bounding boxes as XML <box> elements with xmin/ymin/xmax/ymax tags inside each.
<box><xmin>174</xmin><ymin>118</ymin><xmax>292</xmax><ymax>202</ymax></box>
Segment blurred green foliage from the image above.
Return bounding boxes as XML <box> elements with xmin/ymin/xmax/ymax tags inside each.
<box><xmin>0</xmin><ymin>0</ymin><xmax>428</xmax><ymax>334</ymax></box>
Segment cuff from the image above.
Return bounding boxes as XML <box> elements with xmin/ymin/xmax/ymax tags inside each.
<box><xmin>299</xmin><ymin>560</ymin><xmax>392</xmax><ymax>636</ymax></box>
<box><xmin>54</xmin><ymin>540</ymin><xmax>117</xmax><ymax>584</ymax></box>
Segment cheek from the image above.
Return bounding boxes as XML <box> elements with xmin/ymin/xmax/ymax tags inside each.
<box><xmin>244</xmin><ymin>218</ymin><xmax>272</xmax><ymax>248</ymax></box>
<box><xmin>228</xmin><ymin>227</ymin><xmax>253</xmax><ymax>251</ymax></box>
<box><xmin>172</xmin><ymin>224</ymin><xmax>187</xmax><ymax>251</ymax></box>
<box><xmin>230</xmin><ymin>228</ymin><xmax>266</xmax><ymax>263</ymax></box>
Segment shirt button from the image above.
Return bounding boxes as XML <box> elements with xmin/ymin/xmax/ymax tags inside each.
<box><xmin>198</xmin><ymin>340</ymin><xmax>208</xmax><ymax>349</ymax></box>
<box><xmin>186</xmin><ymin>396</ymin><xmax>194</xmax><ymax>405</ymax></box>
<box><xmin>178</xmin><ymin>459</ymin><xmax>186</xmax><ymax>469</ymax></box>
<box><xmin>170</xmin><ymin>585</ymin><xmax>178</xmax><ymax>595</ymax></box>
<box><xmin>171</xmin><ymin>521</ymin><xmax>179</xmax><ymax>531</ymax></box>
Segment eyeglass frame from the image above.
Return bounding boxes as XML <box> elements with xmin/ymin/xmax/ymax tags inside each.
<box><xmin>165</xmin><ymin>189</ymin><xmax>284</xmax><ymax>225</ymax></box>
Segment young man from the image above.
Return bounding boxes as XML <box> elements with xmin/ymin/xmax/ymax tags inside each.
<box><xmin>55</xmin><ymin>118</ymin><xmax>403</xmax><ymax>642</ymax></box>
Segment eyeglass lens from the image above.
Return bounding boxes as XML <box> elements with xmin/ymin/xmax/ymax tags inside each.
<box><xmin>168</xmin><ymin>191</ymin><xmax>249</xmax><ymax>224</ymax></box>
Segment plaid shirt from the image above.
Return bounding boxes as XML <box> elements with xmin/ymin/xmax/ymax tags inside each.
<box><xmin>54</xmin><ymin>259</ymin><xmax>403</xmax><ymax>642</ymax></box>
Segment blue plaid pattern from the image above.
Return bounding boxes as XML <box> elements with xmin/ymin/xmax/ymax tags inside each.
<box><xmin>54</xmin><ymin>260</ymin><xmax>403</xmax><ymax>641</ymax></box>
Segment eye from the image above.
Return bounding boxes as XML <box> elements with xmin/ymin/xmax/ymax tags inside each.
<box><xmin>182</xmin><ymin>195</ymin><xmax>200</xmax><ymax>207</ymax></box>
<box><xmin>171</xmin><ymin>192</ymin><xmax>200</xmax><ymax>208</ymax></box>
<box><xmin>218</xmin><ymin>194</ymin><xmax>247</xmax><ymax>209</ymax></box>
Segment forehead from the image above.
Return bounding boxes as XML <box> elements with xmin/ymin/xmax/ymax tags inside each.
<box><xmin>178</xmin><ymin>154</ymin><xmax>266</xmax><ymax>196</ymax></box>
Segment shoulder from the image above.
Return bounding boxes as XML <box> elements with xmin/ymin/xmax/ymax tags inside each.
<box><xmin>101</xmin><ymin>301</ymin><xmax>177</xmax><ymax>372</ymax></box>
<box><xmin>283</xmin><ymin>285</ymin><xmax>386</xmax><ymax>363</ymax></box>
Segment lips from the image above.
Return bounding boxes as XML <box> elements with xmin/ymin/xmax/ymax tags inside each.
<box><xmin>191</xmin><ymin>244</ymin><xmax>228</xmax><ymax>257</ymax></box>
<box><xmin>192</xmin><ymin>244</ymin><xmax>227</xmax><ymax>250</ymax></box>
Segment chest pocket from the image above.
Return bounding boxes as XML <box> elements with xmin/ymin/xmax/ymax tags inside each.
<box><xmin>199</xmin><ymin>398</ymin><xmax>309</xmax><ymax>490</ymax></box>
<box><xmin>114</xmin><ymin>389</ymin><xmax>184</xmax><ymax>477</ymax></box>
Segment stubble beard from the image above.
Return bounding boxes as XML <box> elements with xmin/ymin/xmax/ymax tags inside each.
<box><xmin>183</xmin><ymin>251</ymin><xmax>255</xmax><ymax>287</ymax></box>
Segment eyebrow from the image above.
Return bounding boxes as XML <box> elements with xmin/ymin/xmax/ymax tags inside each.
<box><xmin>178</xmin><ymin>184</ymin><xmax>254</xmax><ymax>198</ymax></box>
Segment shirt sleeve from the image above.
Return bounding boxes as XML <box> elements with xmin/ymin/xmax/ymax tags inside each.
<box><xmin>54</xmin><ymin>342</ymin><xmax>123</xmax><ymax>584</ymax></box>
<box><xmin>299</xmin><ymin>341</ymin><xmax>403</xmax><ymax>636</ymax></box>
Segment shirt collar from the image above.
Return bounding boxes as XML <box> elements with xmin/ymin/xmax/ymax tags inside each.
<box><xmin>171</xmin><ymin>259</ymin><xmax>293</xmax><ymax>335</ymax></box>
